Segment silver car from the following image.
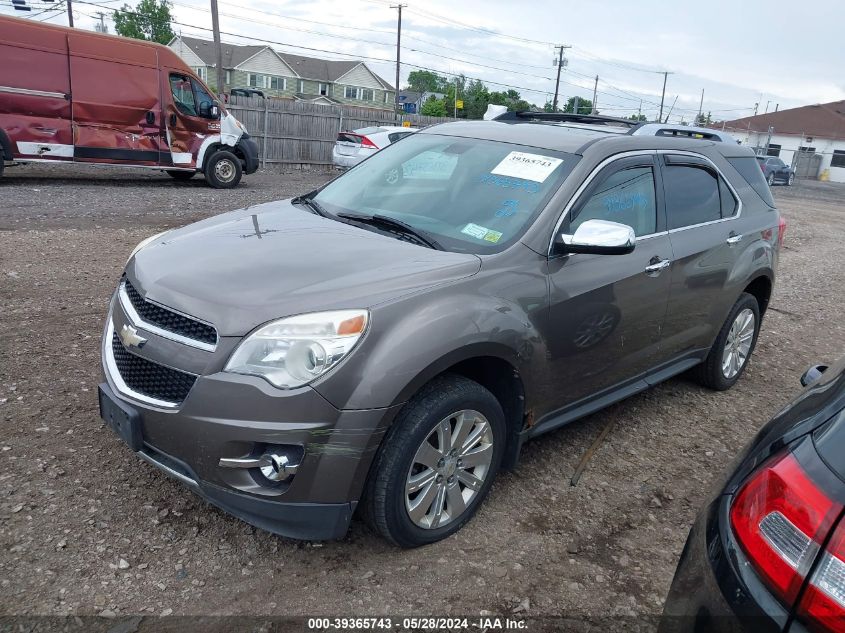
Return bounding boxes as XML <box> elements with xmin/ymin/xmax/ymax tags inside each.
<box><xmin>332</xmin><ymin>125</ymin><xmax>417</xmax><ymax>168</ymax></box>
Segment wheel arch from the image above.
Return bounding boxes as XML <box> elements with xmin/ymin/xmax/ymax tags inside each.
<box><xmin>743</xmin><ymin>272</ymin><xmax>774</xmax><ymax>318</ymax></box>
<box><xmin>0</xmin><ymin>128</ymin><xmax>13</xmax><ymax>161</ymax></box>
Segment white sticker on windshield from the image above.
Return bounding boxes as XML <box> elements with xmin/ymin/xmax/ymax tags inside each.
<box><xmin>491</xmin><ymin>151</ymin><xmax>563</xmax><ymax>183</ymax></box>
<box><xmin>461</xmin><ymin>223</ymin><xmax>503</xmax><ymax>243</ymax></box>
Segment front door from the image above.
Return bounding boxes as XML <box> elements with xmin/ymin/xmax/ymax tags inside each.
<box><xmin>545</xmin><ymin>154</ymin><xmax>673</xmax><ymax>409</ymax></box>
<box><xmin>164</xmin><ymin>72</ymin><xmax>219</xmax><ymax>170</ymax></box>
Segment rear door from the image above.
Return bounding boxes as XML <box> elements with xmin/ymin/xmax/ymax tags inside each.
<box><xmin>68</xmin><ymin>32</ymin><xmax>163</xmax><ymax>166</ymax></box>
<box><xmin>659</xmin><ymin>153</ymin><xmax>743</xmax><ymax>359</ymax></box>
<box><xmin>545</xmin><ymin>154</ymin><xmax>673</xmax><ymax>407</ymax></box>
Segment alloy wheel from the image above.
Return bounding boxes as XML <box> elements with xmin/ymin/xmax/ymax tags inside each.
<box><xmin>405</xmin><ymin>410</ymin><xmax>494</xmax><ymax>529</ymax></box>
<box><xmin>722</xmin><ymin>308</ymin><xmax>755</xmax><ymax>379</ymax></box>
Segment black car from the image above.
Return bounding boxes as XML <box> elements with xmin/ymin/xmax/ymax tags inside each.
<box><xmin>757</xmin><ymin>155</ymin><xmax>796</xmax><ymax>186</ymax></box>
<box><xmin>660</xmin><ymin>358</ymin><xmax>845</xmax><ymax>632</ymax></box>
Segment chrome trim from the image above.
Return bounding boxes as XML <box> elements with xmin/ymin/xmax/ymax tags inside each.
<box><xmin>218</xmin><ymin>457</ymin><xmax>262</xmax><ymax>469</ymax></box>
<box><xmin>118</xmin><ymin>281</ymin><xmax>217</xmax><ymax>352</ymax></box>
<box><xmin>548</xmin><ymin>149</ymin><xmax>743</xmax><ymax>254</ymax></box>
<box><xmin>103</xmin><ymin>319</ymin><xmax>188</xmax><ymax>410</ymax></box>
<box><xmin>138</xmin><ymin>450</ymin><xmax>199</xmax><ymax>489</ymax></box>
<box><xmin>0</xmin><ymin>85</ymin><xmax>66</xmax><ymax>99</ymax></box>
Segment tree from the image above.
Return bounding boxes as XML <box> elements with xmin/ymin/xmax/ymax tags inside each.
<box><xmin>628</xmin><ymin>113</ymin><xmax>647</xmax><ymax>122</ymax></box>
<box><xmin>406</xmin><ymin>70</ymin><xmax>448</xmax><ymax>94</ymax></box>
<box><xmin>420</xmin><ymin>96</ymin><xmax>447</xmax><ymax>117</ymax></box>
<box><xmin>113</xmin><ymin>0</ymin><xmax>174</xmax><ymax>45</ymax></box>
<box><xmin>694</xmin><ymin>111</ymin><xmax>713</xmax><ymax>126</ymax></box>
<box><xmin>563</xmin><ymin>96</ymin><xmax>594</xmax><ymax>114</ymax></box>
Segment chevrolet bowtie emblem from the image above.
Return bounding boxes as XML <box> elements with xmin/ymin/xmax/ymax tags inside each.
<box><xmin>120</xmin><ymin>324</ymin><xmax>147</xmax><ymax>349</ymax></box>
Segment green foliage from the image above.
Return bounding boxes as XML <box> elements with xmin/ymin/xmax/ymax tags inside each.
<box><xmin>113</xmin><ymin>0</ymin><xmax>175</xmax><ymax>45</ymax></box>
<box><xmin>628</xmin><ymin>113</ymin><xmax>648</xmax><ymax>121</ymax></box>
<box><xmin>420</xmin><ymin>96</ymin><xmax>447</xmax><ymax>117</ymax></box>
<box><xmin>694</xmin><ymin>111</ymin><xmax>713</xmax><ymax>126</ymax></box>
<box><xmin>406</xmin><ymin>70</ymin><xmax>449</xmax><ymax>94</ymax></box>
<box><xmin>563</xmin><ymin>96</ymin><xmax>594</xmax><ymax>114</ymax></box>
<box><xmin>404</xmin><ymin>72</ymin><xmax>537</xmax><ymax>119</ymax></box>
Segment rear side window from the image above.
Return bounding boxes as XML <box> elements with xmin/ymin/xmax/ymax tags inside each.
<box><xmin>664</xmin><ymin>165</ymin><xmax>721</xmax><ymax>229</ymax></box>
<box><xmin>388</xmin><ymin>131</ymin><xmax>413</xmax><ymax>143</ymax></box>
<box><xmin>719</xmin><ymin>178</ymin><xmax>738</xmax><ymax>218</ymax></box>
<box><xmin>728</xmin><ymin>157</ymin><xmax>776</xmax><ymax>207</ymax></box>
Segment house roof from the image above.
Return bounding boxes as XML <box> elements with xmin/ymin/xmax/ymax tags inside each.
<box><xmin>717</xmin><ymin>100</ymin><xmax>845</xmax><ymax>140</ymax></box>
<box><xmin>173</xmin><ymin>36</ymin><xmax>394</xmax><ymax>89</ymax></box>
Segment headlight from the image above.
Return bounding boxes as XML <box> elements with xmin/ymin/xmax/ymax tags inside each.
<box><xmin>127</xmin><ymin>231</ymin><xmax>169</xmax><ymax>263</ymax></box>
<box><xmin>224</xmin><ymin>310</ymin><xmax>368</xmax><ymax>389</ymax></box>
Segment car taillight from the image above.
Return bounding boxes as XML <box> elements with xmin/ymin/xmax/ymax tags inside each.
<box><xmin>777</xmin><ymin>217</ymin><xmax>787</xmax><ymax>247</ymax></box>
<box><xmin>797</xmin><ymin>519</ymin><xmax>845</xmax><ymax>632</ymax></box>
<box><xmin>359</xmin><ymin>135</ymin><xmax>378</xmax><ymax>149</ymax></box>
<box><xmin>730</xmin><ymin>451</ymin><xmax>842</xmax><ymax>606</ymax></box>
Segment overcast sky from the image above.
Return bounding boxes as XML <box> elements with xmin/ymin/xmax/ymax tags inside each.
<box><xmin>5</xmin><ymin>0</ymin><xmax>844</xmax><ymax>122</ymax></box>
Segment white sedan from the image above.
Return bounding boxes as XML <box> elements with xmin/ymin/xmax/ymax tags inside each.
<box><xmin>332</xmin><ymin>126</ymin><xmax>417</xmax><ymax>168</ymax></box>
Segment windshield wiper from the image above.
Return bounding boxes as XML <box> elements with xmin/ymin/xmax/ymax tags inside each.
<box><xmin>291</xmin><ymin>194</ymin><xmax>330</xmax><ymax>218</ymax></box>
<box><xmin>336</xmin><ymin>212</ymin><xmax>443</xmax><ymax>250</ymax></box>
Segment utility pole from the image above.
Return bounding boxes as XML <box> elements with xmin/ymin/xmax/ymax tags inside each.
<box><xmin>591</xmin><ymin>74</ymin><xmax>598</xmax><ymax>114</ymax></box>
<box><xmin>657</xmin><ymin>71</ymin><xmax>672</xmax><ymax>123</ymax></box>
<box><xmin>696</xmin><ymin>88</ymin><xmax>704</xmax><ymax>123</ymax></box>
<box><xmin>637</xmin><ymin>99</ymin><xmax>642</xmax><ymax>120</ymax></box>
<box><xmin>551</xmin><ymin>44</ymin><xmax>570</xmax><ymax>111</ymax></box>
<box><xmin>66</xmin><ymin>0</ymin><xmax>74</xmax><ymax>27</ymax></box>
<box><xmin>753</xmin><ymin>102</ymin><xmax>759</xmax><ymax>116</ymax></box>
<box><xmin>764</xmin><ymin>100</ymin><xmax>771</xmax><ymax>114</ymax></box>
<box><xmin>390</xmin><ymin>4</ymin><xmax>407</xmax><ymax>114</ymax></box>
<box><xmin>210</xmin><ymin>0</ymin><xmax>225</xmax><ymax>98</ymax></box>
<box><xmin>573</xmin><ymin>95</ymin><xmax>580</xmax><ymax>115</ymax></box>
<box><xmin>94</xmin><ymin>11</ymin><xmax>108</xmax><ymax>33</ymax></box>
<box><xmin>454</xmin><ymin>75</ymin><xmax>458</xmax><ymax>118</ymax></box>
<box><xmin>664</xmin><ymin>95</ymin><xmax>678</xmax><ymax>123</ymax></box>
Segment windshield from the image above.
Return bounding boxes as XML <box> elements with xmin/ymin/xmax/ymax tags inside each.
<box><xmin>314</xmin><ymin>133</ymin><xmax>578</xmax><ymax>253</ymax></box>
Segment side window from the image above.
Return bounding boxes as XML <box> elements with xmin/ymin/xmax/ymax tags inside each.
<box><xmin>191</xmin><ymin>78</ymin><xmax>214</xmax><ymax>114</ymax></box>
<box><xmin>169</xmin><ymin>74</ymin><xmax>196</xmax><ymax>116</ymax></box>
<box><xmin>570</xmin><ymin>166</ymin><xmax>657</xmax><ymax>237</ymax></box>
<box><xmin>719</xmin><ymin>177</ymin><xmax>737</xmax><ymax>218</ymax></box>
<box><xmin>664</xmin><ymin>165</ymin><xmax>721</xmax><ymax>229</ymax></box>
<box><xmin>388</xmin><ymin>131</ymin><xmax>412</xmax><ymax>143</ymax></box>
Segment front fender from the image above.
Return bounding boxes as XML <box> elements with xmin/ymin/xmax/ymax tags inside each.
<box><xmin>311</xmin><ymin>285</ymin><xmax>547</xmax><ymax>412</ymax></box>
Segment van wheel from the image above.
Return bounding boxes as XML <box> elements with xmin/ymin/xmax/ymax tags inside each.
<box><xmin>363</xmin><ymin>374</ymin><xmax>505</xmax><ymax>548</ymax></box>
<box><xmin>693</xmin><ymin>293</ymin><xmax>760</xmax><ymax>391</ymax></box>
<box><xmin>205</xmin><ymin>150</ymin><xmax>242</xmax><ymax>189</ymax></box>
<box><xmin>166</xmin><ymin>170</ymin><xmax>195</xmax><ymax>181</ymax></box>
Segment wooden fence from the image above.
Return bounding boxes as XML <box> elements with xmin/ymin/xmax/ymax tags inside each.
<box><xmin>225</xmin><ymin>96</ymin><xmax>456</xmax><ymax>167</ymax></box>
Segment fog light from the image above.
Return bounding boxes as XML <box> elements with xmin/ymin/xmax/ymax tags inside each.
<box><xmin>259</xmin><ymin>452</ymin><xmax>298</xmax><ymax>481</ymax></box>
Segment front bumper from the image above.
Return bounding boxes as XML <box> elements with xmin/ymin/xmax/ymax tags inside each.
<box><xmin>237</xmin><ymin>135</ymin><xmax>260</xmax><ymax>174</ymax></box>
<box><xmin>100</xmin><ymin>291</ymin><xmax>402</xmax><ymax>540</ymax></box>
<box><xmin>659</xmin><ymin>496</ymin><xmax>789</xmax><ymax>633</ymax></box>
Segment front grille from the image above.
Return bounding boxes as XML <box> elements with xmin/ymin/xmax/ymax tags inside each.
<box><xmin>123</xmin><ymin>280</ymin><xmax>217</xmax><ymax>346</ymax></box>
<box><xmin>111</xmin><ymin>333</ymin><xmax>197</xmax><ymax>404</ymax></box>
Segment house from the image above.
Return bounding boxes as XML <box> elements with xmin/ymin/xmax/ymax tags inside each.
<box><xmin>398</xmin><ymin>90</ymin><xmax>445</xmax><ymax>114</ymax></box>
<box><xmin>169</xmin><ymin>35</ymin><xmax>396</xmax><ymax>110</ymax></box>
<box><xmin>717</xmin><ymin>100</ymin><xmax>845</xmax><ymax>182</ymax></box>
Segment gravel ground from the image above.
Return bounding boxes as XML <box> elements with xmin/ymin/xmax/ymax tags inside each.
<box><xmin>1</xmin><ymin>163</ymin><xmax>844</xmax><ymax>626</ymax></box>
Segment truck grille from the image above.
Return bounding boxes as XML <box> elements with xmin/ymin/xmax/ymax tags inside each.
<box><xmin>123</xmin><ymin>280</ymin><xmax>217</xmax><ymax>346</ymax></box>
<box><xmin>111</xmin><ymin>333</ymin><xmax>197</xmax><ymax>404</ymax></box>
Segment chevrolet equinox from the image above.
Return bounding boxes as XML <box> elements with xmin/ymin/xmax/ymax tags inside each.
<box><xmin>99</xmin><ymin>113</ymin><xmax>785</xmax><ymax>547</ymax></box>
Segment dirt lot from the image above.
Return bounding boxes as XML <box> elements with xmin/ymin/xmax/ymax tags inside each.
<box><xmin>1</xmin><ymin>163</ymin><xmax>844</xmax><ymax>626</ymax></box>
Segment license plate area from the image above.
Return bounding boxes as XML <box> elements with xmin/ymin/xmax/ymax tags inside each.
<box><xmin>98</xmin><ymin>384</ymin><xmax>142</xmax><ymax>451</ymax></box>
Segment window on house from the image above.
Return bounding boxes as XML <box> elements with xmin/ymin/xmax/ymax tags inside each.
<box><xmin>248</xmin><ymin>73</ymin><xmax>262</xmax><ymax>88</ymax></box>
<box><xmin>766</xmin><ymin>143</ymin><xmax>781</xmax><ymax>157</ymax></box>
<box><xmin>225</xmin><ymin>70</ymin><xmax>231</xmax><ymax>84</ymax></box>
<box><xmin>798</xmin><ymin>146</ymin><xmax>817</xmax><ymax>154</ymax></box>
<box><xmin>193</xmin><ymin>67</ymin><xmax>206</xmax><ymax>81</ymax></box>
<box><xmin>319</xmin><ymin>83</ymin><xmax>328</xmax><ymax>96</ymax></box>
<box><xmin>344</xmin><ymin>86</ymin><xmax>358</xmax><ymax>99</ymax></box>
<box><xmin>360</xmin><ymin>88</ymin><xmax>374</xmax><ymax>101</ymax></box>
<box><xmin>664</xmin><ymin>164</ymin><xmax>722</xmax><ymax>229</ymax></box>
<box><xmin>298</xmin><ymin>79</ymin><xmax>304</xmax><ymax>93</ymax></box>
<box><xmin>268</xmin><ymin>76</ymin><xmax>284</xmax><ymax>90</ymax></box>
<box><xmin>832</xmin><ymin>150</ymin><xmax>845</xmax><ymax>168</ymax></box>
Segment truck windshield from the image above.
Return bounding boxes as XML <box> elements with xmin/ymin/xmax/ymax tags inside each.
<box><xmin>314</xmin><ymin>134</ymin><xmax>578</xmax><ymax>253</ymax></box>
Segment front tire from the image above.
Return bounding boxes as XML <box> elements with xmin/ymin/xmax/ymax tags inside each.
<box><xmin>787</xmin><ymin>173</ymin><xmax>795</xmax><ymax>186</ymax></box>
<box><xmin>694</xmin><ymin>292</ymin><xmax>761</xmax><ymax>390</ymax></box>
<box><xmin>767</xmin><ymin>172</ymin><xmax>775</xmax><ymax>186</ymax></box>
<box><xmin>204</xmin><ymin>150</ymin><xmax>242</xmax><ymax>189</ymax></box>
<box><xmin>363</xmin><ymin>375</ymin><xmax>506</xmax><ymax>548</ymax></box>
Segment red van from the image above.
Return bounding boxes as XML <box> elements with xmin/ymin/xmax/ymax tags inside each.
<box><xmin>0</xmin><ymin>15</ymin><xmax>258</xmax><ymax>188</ymax></box>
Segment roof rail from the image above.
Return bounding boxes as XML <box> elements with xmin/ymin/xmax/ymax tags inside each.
<box><xmin>493</xmin><ymin>111</ymin><xmax>641</xmax><ymax>128</ymax></box>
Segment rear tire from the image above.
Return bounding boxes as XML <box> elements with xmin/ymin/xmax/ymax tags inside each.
<box><xmin>693</xmin><ymin>293</ymin><xmax>761</xmax><ymax>391</ymax></box>
<box><xmin>363</xmin><ymin>374</ymin><xmax>506</xmax><ymax>548</ymax></box>
<box><xmin>166</xmin><ymin>170</ymin><xmax>195</xmax><ymax>181</ymax></box>
<box><xmin>204</xmin><ymin>150</ymin><xmax>242</xmax><ymax>189</ymax></box>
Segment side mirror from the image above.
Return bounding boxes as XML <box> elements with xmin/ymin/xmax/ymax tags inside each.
<box><xmin>555</xmin><ymin>219</ymin><xmax>636</xmax><ymax>255</ymax></box>
<box><xmin>800</xmin><ymin>364</ymin><xmax>828</xmax><ymax>387</ymax></box>
<box><xmin>199</xmin><ymin>101</ymin><xmax>220</xmax><ymax>119</ymax></box>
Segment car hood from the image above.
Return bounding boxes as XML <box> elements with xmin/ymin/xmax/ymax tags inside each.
<box><xmin>127</xmin><ymin>200</ymin><xmax>481</xmax><ymax>336</ymax></box>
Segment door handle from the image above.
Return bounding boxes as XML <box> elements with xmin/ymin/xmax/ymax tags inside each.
<box><xmin>644</xmin><ymin>258</ymin><xmax>671</xmax><ymax>276</ymax></box>
<box><xmin>168</xmin><ymin>113</ymin><xmax>177</xmax><ymax>127</ymax></box>
<box><xmin>145</xmin><ymin>111</ymin><xmax>155</xmax><ymax>125</ymax></box>
<box><xmin>726</xmin><ymin>233</ymin><xmax>743</xmax><ymax>245</ymax></box>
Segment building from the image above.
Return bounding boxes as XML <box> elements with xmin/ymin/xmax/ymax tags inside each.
<box><xmin>397</xmin><ymin>90</ymin><xmax>445</xmax><ymax>114</ymax></box>
<box><xmin>717</xmin><ymin>100</ymin><xmax>845</xmax><ymax>182</ymax></box>
<box><xmin>169</xmin><ymin>36</ymin><xmax>395</xmax><ymax>110</ymax></box>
